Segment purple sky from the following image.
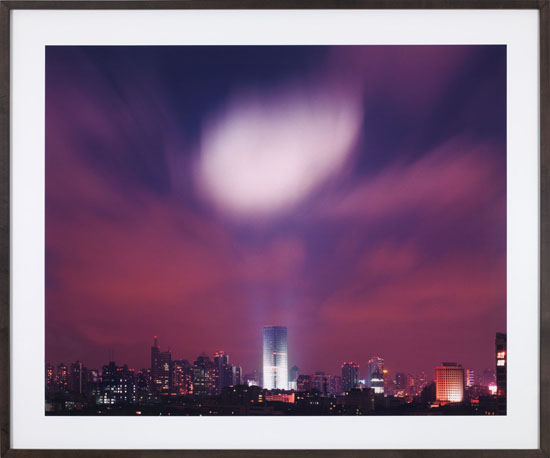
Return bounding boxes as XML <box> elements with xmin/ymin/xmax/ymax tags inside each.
<box><xmin>45</xmin><ymin>45</ymin><xmax>506</xmax><ymax>379</ymax></box>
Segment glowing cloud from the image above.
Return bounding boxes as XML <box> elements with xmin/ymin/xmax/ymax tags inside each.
<box><xmin>194</xmin><ymin>83</ymin><xmax>362</xmax><ymax>220</ymax></box>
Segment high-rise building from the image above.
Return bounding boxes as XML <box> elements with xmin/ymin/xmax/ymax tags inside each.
<box><xmin>150</xmin><ymin>336</ymin><xmax>171</xmax><ymax>393</ymax></box>
<box><xmin>214</xmin><ymin>350</ymin><xmax>230</xmax><ymax>394</ymax></box>
<box><xmin>262</xmin><ymin>326</ymin><xmax>288</xmax><ymax>390</ymax></box>
<box><xmin>87</xmin><ymin>369</ymin><xmax>100</xmax><ymax>400</ymax></box>
<box><xmin>193</xmin><ymin>355</ymin><xmax>216</xmax><ymax>396</ymax></box>
<box><xmin>97</xmin><ymin>362</ymin><xmax>136</xmax><ymax>405</ymax></box>
<box><xmin>231</xmin><ymin>365</ymin><xmax>242</xmax><ymax>386</ymax></box>
<box><xmin>329</xmin><ymin>375</ymin><xmax>343</xmax><ymax>395</ymax></box>
<box><xmin>394</xmin><ymin>372</ymin><xmax>414</xmax><ymax>397</ymax></box>
<box><xmin>57</xmin><ymin>363</ymin><xmax>69</xmax><ymax>393</ymax></box>
<box><xmin>289</xmin><ymin>365</ymin><xmax>300</xmax><ymax>390</ymax></box>
<box><xmin>296</xmin><ymin>374</ymin><xmax>312</xmax><ymax>392</ymax></box>
<box><xmin>45</xmin><ymin>363</ymin><xmax>55</xmax><ymax>392</ymax></box>
<box><xmin>312</xmin><ymin>372</ymin><xmax>329</xmax><ymax>395</ymax></box>
<box><xmin>69</xmin><ymin>360</ymin><xmax>87</xmax><ymax>395</ymax></box>
<box><xmin>367</xmin><ymin>357</ymin><xmax>385</xmax><ymax>394</ymax></box>
<box><xmin>435</xmin><ymin>362</ymin><xmax>465</xmax><ymax>404</ymax></box>
<box><xmin>135</xmin><ymin>369</ymin><xmax>151</xmax><ymax>401</ymax></box>
<box><xmin>464</xmin><ymin>369</ymin><xmax>475</xmax><ymax>388</ymax></box>
<box><xmin>496</xmin><ymin>332</ymin><xmax>507</xmax><ymax>415</ymax></box>
<box><xmin>341</xmin><ymin>362</ymin><xmax>360</xmax><ymax>392</ymax></box>
<box><xmin>171</xmin><ymin>359</ymin><xmax>193</xmax><ymax>395</ymax></box>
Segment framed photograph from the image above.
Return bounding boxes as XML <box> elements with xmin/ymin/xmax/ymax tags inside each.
<box><xmin>1</xmin><ymin>1</ymin><xmax>548</xmax><ymax>457</ymax></box>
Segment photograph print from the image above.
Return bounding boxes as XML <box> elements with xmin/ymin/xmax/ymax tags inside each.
<box><xmin>45</xmin><ymin>45</ymin><xmax>507</xmax><ymax>416</ymax></box>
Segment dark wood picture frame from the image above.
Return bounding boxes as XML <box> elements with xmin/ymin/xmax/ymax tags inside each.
<box><xmin>0</xmin><ymin>1</ymin><xmax>548</xmax><ymax>457</ymax></box>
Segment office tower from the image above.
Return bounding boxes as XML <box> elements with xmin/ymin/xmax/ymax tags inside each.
<box><xmin>214</xmin><ymin>350</ymin><xmax>230</xmax><ymax>394</ymax></box>
<box><xmin>87</xmin><ymin>369</ymin><xmax>100</xmax><ymax>400</ymax></box>
<box><xmin>329</xmin><ymin>375</ymin><xmax>343</xmax><ymax>395</ymax></box>
<box><xmin>57</xmin><ymin>363</ymin><xmax>69</xmax><ymax>393</ymax></box>
<box><xmin>341</xmin><ymin>362</ymin><xmax>360</xmax><ymax>392</ymax></box>
<box><xmin>296</xmin><ymin>374</ymin><xmax>312</xmax><ymax>392</ymax></box>
<box><xmin>366</xmin><ymin>356</ymin><xmax>384</xmax><ymax>392</ymax></box>
<box><xmin>97</xmin><ymin>362</ymin><xmax>136</xmax><ymax>405</ymax></box>
<box><xmin>69</xmin><ymin>360</ymin><xmax>87</xmax><ymax>395</ymax></box>
<box><xmin>46</xmin><ymin>363</ymin><xmax>55</xmax><ymax>392</ymax></box>
<box><xmin>231</xmin><ymin>365</ymin><xmax>242</xmax><ymax>386</ymax></box>
<box><xmin>135</xmin><ymin>369</ymin><xmax>151</xmax><ymax>401</ymax></box>
<box><xmin>262</xmin><ymin>326</ymin><xmax>288</xmax><ymax>390</ymax></box>
<box><xmin>150</xmin><ymin>336</ymin><xmax>171</xmax><ymax>393</ymax></box>
<box><xmin>193</xmin><ymin>355</ymin><xmax>216</xmax><ymax>396</ymax></box>
<box><xmin>464</xmin><ymin>369</ymin><xmax>476</xmax><ymax>388</ymax></box>
<box><xmin>288</xmin><ymin>365</ymin><xmax>300</xmax><ymax>390</ymax></box>
<box><xmin>366</xmin><ymin>357</ymin><xmax>385</xmax><ymax>394</ymax></box>
<box><xmin>496</xmin><ymin>332</ymin><xmax>507</xmax><ymax>414</ymax></box>
<box><xmin>312</xmin><ymin>372</ymin><xmax>329</xmax><ymax>395</ymax></box>
<box><xmin>435</xmin><ymin>362</ymin><xmax>465</xmax><ymax>403</ymax></box>
<box><xmin>172</xmin><ymin>359</ymin><xmax>193</xmax><ymax>395</ymax></box>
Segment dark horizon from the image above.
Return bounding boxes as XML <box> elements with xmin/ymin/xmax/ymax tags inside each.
<box><xmin>45</xmin><ymin>45</ymin><xmax>506</xmax><ymax>380</ymax></box>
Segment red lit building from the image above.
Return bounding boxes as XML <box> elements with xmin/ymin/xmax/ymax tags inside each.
<box><xmin>435</xmin><ymin>362</ymin><xmax>464</xmax><ymax>404</ymax></box>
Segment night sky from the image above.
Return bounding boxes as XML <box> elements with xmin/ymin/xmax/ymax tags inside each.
<box><xmin>45</xmin><ymin>45</ymin><xmax>506</xmax><ymax>379</ymax></box>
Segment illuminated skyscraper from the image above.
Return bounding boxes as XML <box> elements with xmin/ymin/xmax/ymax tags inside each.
<box><xmin>496</xmin><ymin>332</ymin><xmax>507</xmax><ymax>414</ymax></box>
<box><xmin>57</xmin><ymin>363</ymin><xmax>69</xmax><ymax>393</ymax></box>
<box><xmin>213</xmin><ymin>350</ymin><xmax>230</xmax><ymax>394</ymax></box>
<box><xmin>45</xmin><ymin>363</ymin><xmax>55</xmax><ymax>392</ymax></box>
<box><xmin>341</xmin><ymin>362</ymin><xmax>360</xmax><ymax>392</ymax></box>
<box><xmin>367</xmin><ymin>356</ymin><xmax>385</xmax><ymax>394</ymax></box>
<box><xmin>151</xmin><ymin>336</ymin><xmax>171</xmax><ymax>393</ymax></box>
<box><xmin>171</xmin><ymin>359</ymin><xmax>193</xmax><ymax>395</ymax></box>
<box><xmin>262</xmin><ymin>325</ymin><xmax>288</xmax><ymax>390</ymax></box>
<box><xmin>435</xmin><ymin>362</ymin><xmax>464</xmax><ymax>403</ymax></box>
<box><xmin>193</xmin><ymin>354</ymin><xmax>216</xmax><ymax>396</ymax></box>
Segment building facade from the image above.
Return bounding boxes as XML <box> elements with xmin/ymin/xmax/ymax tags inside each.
<box><xmin>367</xmin><ymin>356</ymin><xmax>385</xmax><ymax>394</ymax></box>
<box><xmin>193</xmin><ymin>355</ymin><xmax>216</xmax><ymax>396</ymax></box>
<box><xmin>435</xmin><ymin>362</ymin><xmax>465</xmax><ymax>404</ymax></box>
<box><xmin>262</xmin><ymin>326</ymin><xmax>288</xmax><ymax>390</ymax></box>
<box><xmin>496</xmin><ymin>332</ymin><xmax>507</xmax><ymax>415</ymax></box>
<box><xmin>150</xmin><ymin>336</ymin><xmax>171</xmax><ymax>393</ymax></box>
<box><xmin>342</xmin><ymin>362</ymin><xmax>360</xmax><ymax>392</ymax></box>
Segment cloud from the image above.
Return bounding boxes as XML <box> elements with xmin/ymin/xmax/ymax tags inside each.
<box><xmin>194</xmin><ymin>81</ymin><xmax>363</xmax><ymax>221</ymax></box>
<box><xmin>322</xmin><ymin>139</ymin><xmax>504</xmax><ymax>224</ymax></box>
<box><xmin>320</xmin><ymin>249</ymin><xmax>505</xmax><ymax>326</ymax></box>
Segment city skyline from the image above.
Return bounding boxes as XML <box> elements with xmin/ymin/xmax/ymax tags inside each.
<box><xmin>46</xmin><ymin>328</ymin><xmax>503</xmax><ymax>391</ymax></box>
<box><xmin>45</xmin><ymin>329</ymin><xmax>502</xmax><ymax>379</ymax></box>
<box><xmin>45</xmin><ymin>328</ymin><xmax>506</xmax><ymax>415</ymax></box>
<box><xmin>46</xmin><ymin>45</ymin><xmax>506</xmax><ymax>388</ymax></box>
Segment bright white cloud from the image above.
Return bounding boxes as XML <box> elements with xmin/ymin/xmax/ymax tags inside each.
<box><xmin>194</xmin><ymin>83</ymin><xmax>362</xmax><ymax>220</ymax></box>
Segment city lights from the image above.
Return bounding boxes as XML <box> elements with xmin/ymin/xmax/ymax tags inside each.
<box><xmin>45</xmin><ymin>330</ymin><xmax>506</xmax><ymax>416</ymax></box>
